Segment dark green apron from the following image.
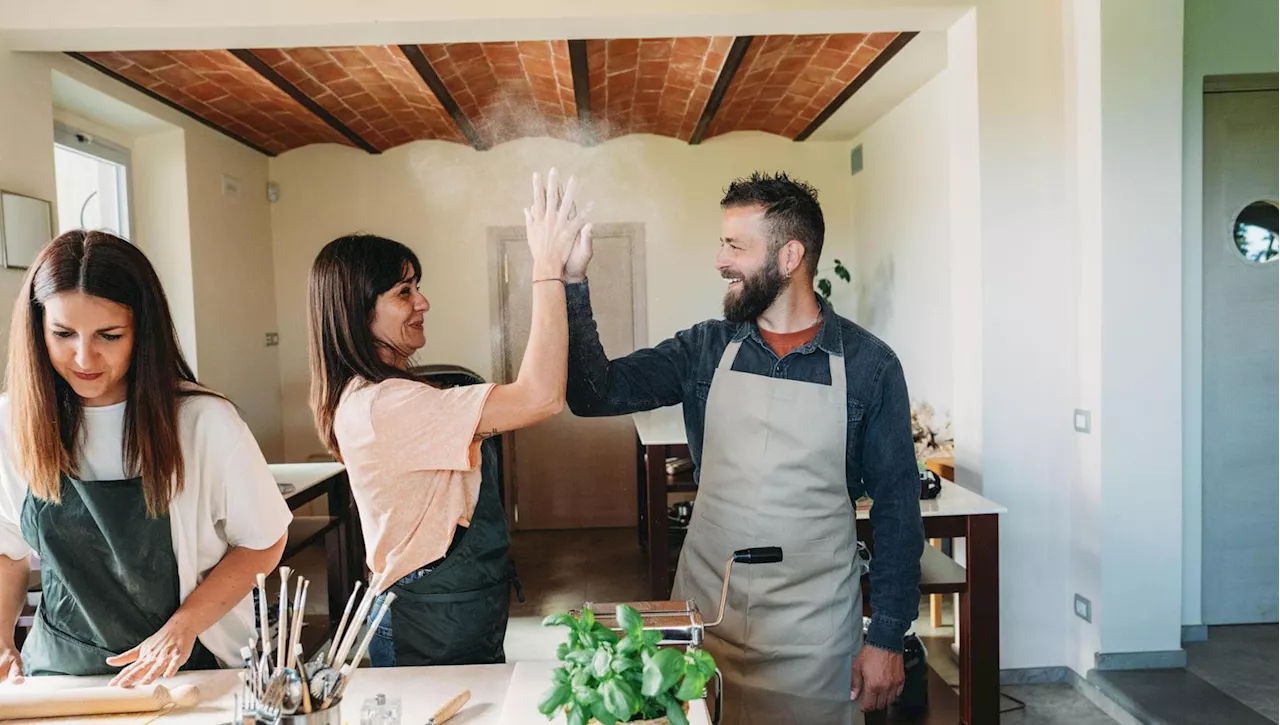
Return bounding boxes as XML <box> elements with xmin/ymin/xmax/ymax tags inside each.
<box><xmin>19</xmin><ymin>473</ymin><xmax>219</xmax><ymax>676</ymax></box>
<box><xmin>383</xmin><ymin>438</ymin><xmax>523</xmax><ymax>667</ymax></box>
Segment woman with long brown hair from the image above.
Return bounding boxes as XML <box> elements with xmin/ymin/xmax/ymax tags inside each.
<box><xmin>307</xmin><ymin>168</ymin><xmax>590</xmax><ymax>667</ymax></box>
<box><xmin>0</xmin><ymin>231</ymin><xmax>290</xmax><ymax>685</ymax></box>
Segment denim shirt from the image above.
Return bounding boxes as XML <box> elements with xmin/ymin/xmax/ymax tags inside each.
<box><xmin>565</xmin><ymin>280</ymin><xmax>924</xmax><ymax>653</ymax></box>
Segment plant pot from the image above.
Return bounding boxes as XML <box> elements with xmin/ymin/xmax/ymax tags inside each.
<box><xmin>572</xmin><ymin>701</ymin><xmax>690</xmax><ymax>725</ymax></box>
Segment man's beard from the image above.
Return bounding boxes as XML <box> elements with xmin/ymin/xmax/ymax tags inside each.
<box><xmin>723</xmin><ymin>255</ymin><xmax>789</xmax><ymax>323</ymax></box>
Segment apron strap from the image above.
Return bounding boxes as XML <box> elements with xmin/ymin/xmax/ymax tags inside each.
<box><xmin>828</xmin><ymin>351</ymin><xmax>846</xmax><ymax>392</ymax></box>
<box><xmin>717</xmin><ymin>340</ymin><xmax>743</xmax><ymax>372</ymax></box>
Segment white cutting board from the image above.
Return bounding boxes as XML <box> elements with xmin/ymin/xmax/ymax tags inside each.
<box><xmin>499</xmin><ymin>661</ymin><xmax>711</xmax><ymax>725</ymax></box>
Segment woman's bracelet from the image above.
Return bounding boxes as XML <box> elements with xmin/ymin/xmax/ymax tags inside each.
<box><xmin>532</xmin><ymin>278</ymin><xmax>564</xmax><ymax>284</ymax></box>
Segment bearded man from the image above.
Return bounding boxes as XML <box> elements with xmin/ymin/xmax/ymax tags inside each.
<box><xmin>562</xmin><ymin>172</ymin><xmax>923</xmax><ymax>723</ymax></box>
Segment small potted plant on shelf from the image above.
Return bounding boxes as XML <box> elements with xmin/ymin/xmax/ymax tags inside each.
<box><xmin>538</xmin><ymin>604</ymin><xmax>717</xmax><ymax>725</ymax></box>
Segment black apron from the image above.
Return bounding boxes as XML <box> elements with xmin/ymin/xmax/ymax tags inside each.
<box><xmin>19</xmin><ymin>473</ymin><xmax>219</xmax><ymax>676</ymax></box>
<box><xmin>383</xmin><ymin>438</ymin><xmax>523</xmax><ymax>667</ymax></box>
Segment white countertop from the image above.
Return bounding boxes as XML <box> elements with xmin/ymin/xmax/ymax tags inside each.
<box><xmin>633</xmin><ymin>408</ymin><xmax>1005</xmax><ymax>518</ymax></box>
<box><xmin>0</xmin><ymin>661</ymin><xmax>711</xmax><ymax>725</ymax></box>
<box><xmin>269</xmin><ymin>462</ymin><xmax>345</xmax><ymax>502</ymax></box>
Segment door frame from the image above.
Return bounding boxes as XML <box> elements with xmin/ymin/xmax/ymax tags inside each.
<box><xmin>486</xmin><ymin>223</ymin><xmax>648</xmax><ymax>529</ymax></box>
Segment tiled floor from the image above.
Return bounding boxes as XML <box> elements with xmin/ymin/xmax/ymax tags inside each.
<box><xmin>1186</xmin><ymin>625</ymin><xmax>1278</xmax><ymax>722</ymax></box>
<box><xmin>508</xmin><ymin>527</ymin><xmax>651</xmax><ymax>617</ymax></box>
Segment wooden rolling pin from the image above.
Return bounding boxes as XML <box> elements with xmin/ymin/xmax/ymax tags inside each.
<box><xmin>0</xmin><ymin>683</ymin><xmax>199</xmax><ymax>720</ymax></box>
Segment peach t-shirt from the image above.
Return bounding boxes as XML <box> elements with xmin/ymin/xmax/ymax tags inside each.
<box><xmin>334</xmin><ymin>377</ymin><xmax>495</xmax><ymax>593</ymax></box>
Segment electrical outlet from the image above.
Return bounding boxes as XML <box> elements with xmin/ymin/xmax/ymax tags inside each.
<box><xmin>1073</xmin><ymin>409</ymin><xmax>1091</xmax><ymax>433</ymax></box>
<box><xmin>265</xmin><ymin>332</ymin><xmax>279</xmax><ymax>347</ymax></box>
<box><xmin>1074</xmin><ymin>594</ymin><xmax>1092</xmax><ymax>623</ymax></box>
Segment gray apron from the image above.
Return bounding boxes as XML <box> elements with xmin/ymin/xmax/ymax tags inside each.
<box><xmin>672</xmin><ymin>339</ymin><xmax>862</xmax><ymax>723</ymax></box>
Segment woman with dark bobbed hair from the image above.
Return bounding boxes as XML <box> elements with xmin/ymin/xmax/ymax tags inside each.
<box><xmin>0</xmin><ymin>231</ymin><xmax>291</xmax><ymax>685</ymax></box>
<box><xmin>307</xmin><ymin>169</ymin><xmax>591</xmax><ymax>667</ymax></box>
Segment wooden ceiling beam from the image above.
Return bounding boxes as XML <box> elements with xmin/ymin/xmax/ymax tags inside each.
<box><xmin>567</xmin><ymin>39</ymin><xmax>593</xmax><ymax>145</ymax></box>
<box><xmin>397</xmin><ymin>44</ymin><xmax>488</xmax><ymax>151</ymax></box>
<box><xmin>794</xmin><ymin>31</ymin><xmax>918</xmax><ymax>142</ymax></box>
<box><xmin>229</xmin><ymin>49</ymin><xmax>379</xmax><ymax>154</ymax></box>
<box><xmin>689</xmin><ymin>36</ymin><xmax>753</xmax><ymax>146</ymax></box>
<box><xmin>66</xmin><ymin>52</ymin><xmax>277</xmax><ymax>157</ymax></box>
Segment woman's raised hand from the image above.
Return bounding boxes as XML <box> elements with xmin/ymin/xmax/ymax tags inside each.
<box><xmin>524</xmin><ymin>167</ymin><xmax>593</xmax><ymax>281</ymax></box>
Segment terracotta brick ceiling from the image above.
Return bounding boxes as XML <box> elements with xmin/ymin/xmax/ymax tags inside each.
<box><xmin>72</xmin><ymin>32</ymin><xmax>914</xmax><ymax>156</ymax></box>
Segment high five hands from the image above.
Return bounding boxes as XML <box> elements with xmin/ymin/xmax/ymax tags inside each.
<box><xmin>524</xmin><ymin>167</ymin><xmax>593</xmax><ymax>282</ymax></box>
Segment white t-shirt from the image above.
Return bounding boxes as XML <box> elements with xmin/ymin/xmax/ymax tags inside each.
<box><xmin>0</xmin><ymin>392</ymin><xmax>293</xmax><ymax>667</ymax></box>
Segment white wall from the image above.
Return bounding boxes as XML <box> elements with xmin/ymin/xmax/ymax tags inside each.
<box><xmin>269</xmin><ymin>134</ymin><xmax>855</xmax><ymax>461</ymax></box>
<box><xmin>1179</xmin><ymin>0</ymin><xmax>1279</xmax><ymax>631</ymax></box>
<box><xmin>1064</xmin><ymin>0</ymin><xmax>1104</xmax><ymax>677</ymax></box>
<box><xmin>848</xmin><ymin>71</ymin><xmax>952</xmax><ymax>421</ymax></box>
<box><xmin>1098</xmin><ymin>0</ymin><xmax>1185</xmax><ymax>657</ymax></box>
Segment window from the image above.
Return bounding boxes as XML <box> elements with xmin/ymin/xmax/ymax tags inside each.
<box><xmin>53</xmin><ymin>122</ymin><xmax>131</xmax><ymax>239</ymax></box>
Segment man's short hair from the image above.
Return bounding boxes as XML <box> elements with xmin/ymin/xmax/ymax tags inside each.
<box><xmin>720</xmin><ymin>171</ymin><xmax>825</xmax><ymax>276</ymax></box>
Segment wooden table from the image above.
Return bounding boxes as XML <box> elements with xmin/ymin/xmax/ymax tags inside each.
<box><xmin>633</xmin><ymin>405</ymin><xmax>1005</xmax><ymax>725</ymax></box>
<box><xmin>271</xmin><ymin>463</ymin><xmax>361</xmax><ymax>638</ymax></box>
<box><xmin>0</xmin><ymin>661</ymin><xmax>712</xmax><ymax>724</ymax></box>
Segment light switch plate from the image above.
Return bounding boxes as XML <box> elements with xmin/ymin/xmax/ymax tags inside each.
<box><xmin>265</xmin><ymin>332</ymin><xmax>279</xmax><ymax>347</ymax></box>
<box><xmin>221</xmin><ymin>174</ymin><xmax>242</xmax><ymax>198</ymax></box>
<box><xmin>1074</xmin><ymin>409</ymin><xmax>1091</xmax><ymax>433</ymax></box>
<box><xmin>1074</xmin><ymin>594</ymin><xmax>1092</xmax><ymax>622</ymax></box>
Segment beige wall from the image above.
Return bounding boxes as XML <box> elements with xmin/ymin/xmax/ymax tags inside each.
<box><xmin>184</xmin><ymin>125</ymin><xmax>283</xmax><ymax>460</ymax></box>
<box><xmin>0</xmin><ymin>47</ymin><xmax>55</xmax><ymax>360</ymax></box>
<box><xmin>132</xmin><ymin>129</ymin><xmax>199</xmax><ymax>379</ymax></box>
<box><xmin>269</xmin><ymin>134</ymin><xmax>854</xmax><ymax>461</ymax></box>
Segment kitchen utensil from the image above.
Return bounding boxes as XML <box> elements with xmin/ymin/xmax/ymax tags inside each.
<box><xmin>326</xmin><ymin>581</ymin><xmax>362</xmax><ymax>667</ymax></box>
<box><xmin>261</xmin><ymin>672</ymin><xmax>287</xmax><ymax>722</ymax></box>
<box><xmin>256</xmin><ymin>572</ymin><xmax>272</xmax><ymax>662</ymax></box>
<box><xmin>0</xmin><ymin>684</ymin><xmax>199</xmax><ymax>719</ymax></box>
<box><xmin>290</xmin><ymin>578</ymin><xmax>310</xmax><ymax>669</ymax></box>
<box><xmin>425</xmin><ymin>689</ymin><xmax>471</xmax><ymax>725</ymax></box>
<box><xmin>279</xmin><ymin>666</ymin><xmax>304</xmax><ymax>715</ymax></box>
<box><xmin>277</xmin><ymin>566</ymin><xmax>293</xmax><ymax>671</ymax></box>
<box><xmin>323</xmin><ymin>591</ymin><xmax>395</xmax><ymax>709</ymax></box>
<box><xmin>331</xmin><ymin>573</ymin><xmax>383</xmax><ymax>670</ymax></box>
<box><xmin>308</xmin><ymin>668</ymin><xmax>341</xmax><ymax>706</ymax></box>
<box><xmin>259</xmin><ymin>651</ymin><xmax>273</xmax><ymax>694</ymax></box>
<box><xmin>293</xmin><ymin>642</ymin><xmax>314</xmax><ymax>715</ymax></box>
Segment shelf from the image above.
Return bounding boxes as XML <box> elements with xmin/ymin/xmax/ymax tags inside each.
<box><xmin>665</xmin><ymin>470</ymin><xmax>697</xmax><ymax>494</ymax></box>
<box><xmin>284</xmin><ymin>515</ymin><xmax>341</xmax><ymax>559</ymax></box>
<box><xmin>861</xmin><ymin>544</ymin><xmax>967</xmax><ymax>599</ymax></box>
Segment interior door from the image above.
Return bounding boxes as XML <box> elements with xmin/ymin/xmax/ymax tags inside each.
<box><xmin>498</xmin><ymin>226</ymin><xmax>644</xmax><ymax>530</ymax></box>
<box><xmin>1201</xmin><ymin>80</ymin><xmax>1279</xmax><ymax>625</ymax></box>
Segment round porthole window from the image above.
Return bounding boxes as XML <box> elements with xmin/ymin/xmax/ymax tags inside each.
<box><xmin>1233</xmin><ymin>200</ymin><xmax>1279</xmax><ymax>264</ymax></box>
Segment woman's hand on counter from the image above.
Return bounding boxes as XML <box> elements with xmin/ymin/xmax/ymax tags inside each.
<box><xmin>105</xmin><ymin>617</ymin><xmax>197</xmax><ymax>687</ymax></box>
<box><xmin>0</xmin><ymin>641</ymin><xmax>23</xmax><ymax>684</ymax></box>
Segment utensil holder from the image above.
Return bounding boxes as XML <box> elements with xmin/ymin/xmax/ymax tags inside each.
<box><xmin>242</xmin><ymin>700</ymin><xmax>343</xmax><ymax>725</ymax></box>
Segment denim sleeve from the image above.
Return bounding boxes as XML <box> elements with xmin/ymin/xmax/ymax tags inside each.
<box><xmin>862</xmin><ymin>353</ymin><xmax>925</xmax><ymax>653</ymax></box>
<box><xmin>565</xmin><ymin>279</ymin><xmax>696</xmax><ymax>416</ymax></box>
